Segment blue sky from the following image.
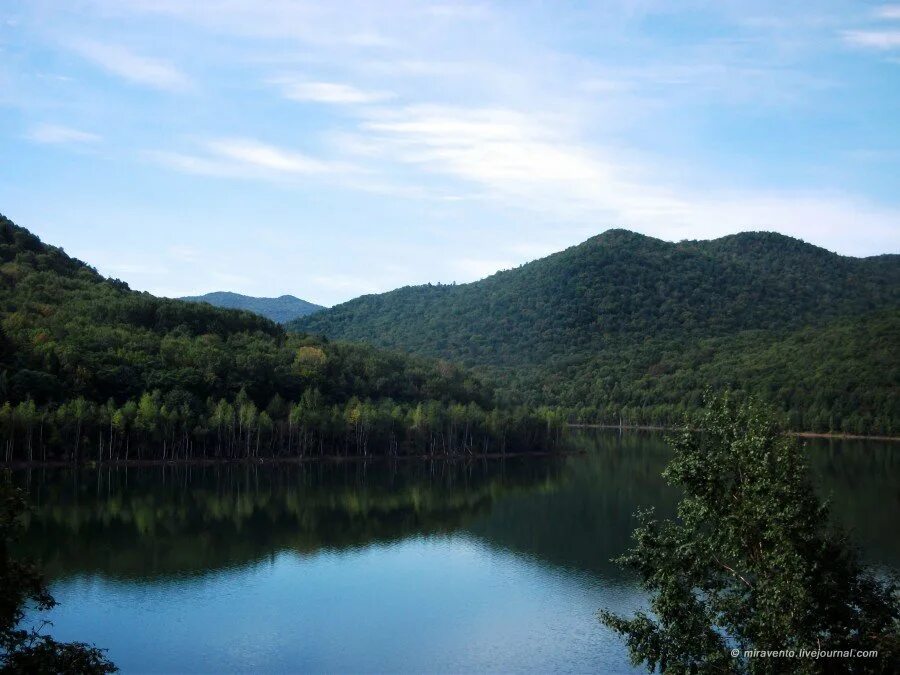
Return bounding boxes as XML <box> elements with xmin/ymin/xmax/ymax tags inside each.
<box><xmin>1</xmin><ymin>0</ymin><xmax>898</xmax><ymax>305</ymax></box>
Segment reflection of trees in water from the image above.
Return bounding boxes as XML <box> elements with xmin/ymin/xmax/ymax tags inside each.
<box><xmin>467</xmin><ymin>431</ymin><xmax>680</xmax><ymax>582</ymax></box>
<box><xmin>465</xmin><ymin>431</ymin><xmax>900</xmax><ymax>580</ymax></box>
<box><xmin>804</xmin><ymin>438</ymin><xmax>900</xmax><ymax>571</ymax></box>
<box><xmin>15</xmin><ymin>458</ymin><xmax>564</xmax><ymax>581</ymax></box>
<box><xmin>14</xmin><ymin>431</ymin><xmax>898</xmax><ymax>585</ymax></box>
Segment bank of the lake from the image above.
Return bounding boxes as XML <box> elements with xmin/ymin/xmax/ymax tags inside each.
<box><xmin>569</xmin><ymin>423</ymin><xmax>900</xmax><ymax>442</ymax></box>
<box><xmin>3</xmin><ymin>447</ymin><xmax>584</xmax><ymax>471</ymax></box>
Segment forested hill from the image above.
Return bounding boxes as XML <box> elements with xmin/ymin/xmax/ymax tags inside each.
<box><xmin>0</xmin><ymin>214</ymin><xmax>564</xmax><ymax>462</ymax></box>
<box><xmin>179</xmin><ymin>291</ymin><xmax>323</xmax><ymax>323</ymax></box>
<box><xmin>292</xmin><ymin>230</ymin><xmax>900</xmax><ymax>435</ymax></box>
<box><xmin>292</xmin><ymin>229</ymin><xmax>898</xmax><ymax>366</ymax></box>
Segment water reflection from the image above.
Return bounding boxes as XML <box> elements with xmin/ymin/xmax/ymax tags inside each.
<box><xmin>16</xmin><ymin>430</ymin><xmax>899</xmax><ymax>582</ymax></box>
<box><xmin>468</xmin><ymin>431</ymin><xmax>679</xmax><ymax>581</ymax></box>
<box><xmin>17</xmin><ymin>458</ymin><xmax>565</xmax><ymax>581</ymax></box>
<box><xmin>804</xmin><ymin>437</ymin><xmax>900</xmax><ymax>570</ymax></box>
<box><xmin>12</xmin><ymin>431</ymin><xmax>899</xmax><ymax>673</ymax></box>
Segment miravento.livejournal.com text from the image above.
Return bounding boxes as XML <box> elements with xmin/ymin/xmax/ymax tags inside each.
<box><xmin>732</xmin><ymin>648</ymin><xmax>878</xmax><ymax>660</ymax></box>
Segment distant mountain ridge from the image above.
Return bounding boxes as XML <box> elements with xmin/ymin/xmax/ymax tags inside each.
<box><xmin>292</xmin><ymin>229</ymin><xmax>898</xmax><ymax>366</ymax></box>
<box><xmin>291</xmin><ymin>229</ymin><xmax>900</xmax><ymax>434</ymax></box>
<box><xmin>180</xmin><ymin>291</ymin><xmax>324</xmax><ymax>323</ymax></box>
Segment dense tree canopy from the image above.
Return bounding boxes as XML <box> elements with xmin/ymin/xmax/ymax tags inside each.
<box><xmin>292</xmin><ymin>229</ymin><xmax>899</xmax><ymax>434</ymax></box>
<box><xmin>0</xmin><ymin>215</ymin><xmax>564</xmax><ymax>462</ymax></box>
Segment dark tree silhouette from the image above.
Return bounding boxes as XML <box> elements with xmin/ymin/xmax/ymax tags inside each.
<box><xmin>0</xmin><ymin>472</ymin><xmax>116</xmax><ymax>672</ymax></box>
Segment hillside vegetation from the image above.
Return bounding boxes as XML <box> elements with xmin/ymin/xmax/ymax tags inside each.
<box><xmin>293</xmin><ymin>230</ymin><xmax>900</xmax><ymax>434</ymax></box>
<box><xmin>179</xmin><ymin>291</ymin><xmax>323</xmax><ymax>323</ymax></box>
<box><xmin>0</xmin><ymin>215</ymin><xmax>564</xmax><ymax>463</ymax></box>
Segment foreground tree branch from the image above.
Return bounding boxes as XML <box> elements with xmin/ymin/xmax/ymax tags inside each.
<box><xmin>600</xmin><ymin>393</ymin><xmax>900</xmax><ymax>674</ymax></box>
<box><xmin>0</xmin><ymin>471</ymin><xmax>116</xmax><ymax>673</ymax></box>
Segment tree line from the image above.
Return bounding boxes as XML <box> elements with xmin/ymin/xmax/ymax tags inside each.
<box><xmin>0</xmin><ymin>215</ymin><xmax>570</xmax><ymax>462</ymax></box>
<box><xmin>0</xmin><ymin>389</ymin><xmax>567</xmax><ymax>464</ymax></box>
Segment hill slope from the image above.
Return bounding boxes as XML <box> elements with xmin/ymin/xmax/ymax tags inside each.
<box><xmin>0</xmin><ymin>214</ymin><xmax>563</xmax><ymax>462</ymax></box>
<box><xmin>292</xmin><ymin>230</ymin><xmax>900</xmax><ymax>434</ymax></box>
<box><xmin>179</xmin><ymin>291</ymin><xmax>323</xmax><ymax>323</ymax></box>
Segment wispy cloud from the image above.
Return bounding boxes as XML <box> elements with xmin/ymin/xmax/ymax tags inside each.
<box><xmin>840</xmin><ymin>3</ymin><xmax>900</xmax><ymax>57</ymax></box>
<box><xmin>148</xmin><ymin>91</ymin><xmax>900</xmax><ymax>258</ymax></box>
<box><xmin>5</xmin><ymin>0</ymin><xmax>898</xmax><ymax>303</ymax></box>
<box><xmin>26</xmin><ymin>123</ymin><xmax>100</xmax><ymax>145</ymax></box>
<box><xmin>876</xmin><ymin>5</ymin><xmax>900</xmax><ymax>20</ymax></box>
<box><xmin>70</xmin><ymin>40</ymin><xmax>192</xmax><ymax>91</ymax></box>
<box><xmin>270</xmin><ymin>78</ymin><xmax>393</xmax><ymax>105</ymax></box>
<box><xmin>207</xmin><ymin>138</ymin><xmax>339</xmax><ymax>173</ymax></box>
<box><xmin>148</xmin><ymin>138</ymin><xmax>354</xmax><ymax>179</ymax></box>
<box><xmin>340</xmin><ymin>103</ymin><xmax>900</xmax><ymax>256</ymax></box>
<box><xmin>842</xmin><ymin>29</ymin><xmax>900</xmax><ymax>49</ymax></box>
<box><xmin>354</xmin><ymin>104</ymin><xmax>670</xmax><ymax>219</ymax></box>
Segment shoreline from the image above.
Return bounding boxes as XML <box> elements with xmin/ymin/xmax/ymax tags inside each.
<box><xmin>568</xmin><ymin>423</ymin><xmax>900</xmax><ymax>442</ymax></box>
<box><xmin>1</xmin><ymin>448</ymin><xmax>584</xmax><ymax>471</ymax></box>
<box><xmin>5</xmin><ymin>427</ymin><xmax>898</xmax><ymax>470</ymax></box>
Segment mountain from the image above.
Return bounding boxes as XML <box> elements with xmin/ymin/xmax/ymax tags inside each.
<box><xmin>0</xmin><ymin>214</ymin><xmax>561</xmax><ymax>463</ymax></box>
<box><xmin>179</xmin><ymin>291</ymin><xmax>324</xmax><ymax>323</ymax></box>
<box><xmin>291</xmin><ymin>230</ymin><xmax>900</xmax><ymax>435</ymax></box>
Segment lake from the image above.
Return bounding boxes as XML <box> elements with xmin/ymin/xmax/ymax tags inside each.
<box><xmin>14</xmin><ymin>431</ymin><xmax>900</xmax><ymax>674</ymax></box>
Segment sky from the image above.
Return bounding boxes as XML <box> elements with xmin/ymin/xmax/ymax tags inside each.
<box><xmin>1</xmin><ymin>1</ymin><xmax>899</xmax><ymax>306</ymax></box>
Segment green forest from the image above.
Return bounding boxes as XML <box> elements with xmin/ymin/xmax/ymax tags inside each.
<box><xmin>294</xmin><ymin>229</ymin><xmax>900</xmax><ymax>435</ymax></box>
<box><xmin>2</xmin><ymin>212</ymin><xmax>898</xmax><ymax>463</ymax></box>
<box><xmin>0</xmin><ymin>215</ymin><xmax>564</xmax><ymax>463</ymax></box>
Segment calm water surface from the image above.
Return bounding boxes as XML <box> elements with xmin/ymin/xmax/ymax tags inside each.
<box><xmin>15</xmin><ymin>431</ymin><xmax>900</xmax><ymax>674</ymax></box>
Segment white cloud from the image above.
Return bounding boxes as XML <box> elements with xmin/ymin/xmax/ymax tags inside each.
<box><xmin>145</xmin><ymin>150</ymin><xmax>241</xmax><ymax>177</ymax></box>
<box><xmin>354</xmin><ymin>104</ymin><xmax>671</xmax><ymax>219</ymax></box>
<box><xmin>343</xmin><ymin>103</ymin><xmax>900</xmax><ymax>255</ymax></box>
<box><xmin>675</xmin><ymin>193</ymin><xmax>900</xmax><ymax>257</ymax></box>
<box><xmin>207</xmin><ymin>138</ymin><xmax>338</xmax><ymax>173</ymax></box>
<box><xmin>271</xmin><ymin>78</ymin><xmax>392</xmax><ymax>105</ymax></box>
<box><xmin>70</xmin><ymin>40</ymin><xmax>192</xmax><ymax>90</ymax></box>
<box><xmin>27</xmin><ymin>123</ymin><xmax>100</xmax><ymax>144</ymax></box>
<box><xmin>30</xmin><ymin>0</ymin><xmax>898</xmax><ymax>272</ymax></box>
<box><xmin>876</xmin><ymin>5</ymin><xmax>900</xmax><ymax>20</ymax></box>
<box><xmin>148</xmin><ymin>138</ymin><xmax>354</xmax><ymax>179</ymax></box>
<box><xmin>841</xmin><ymin>30</ymin><xmax>900</xmax><ymax>49</ymax></box>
